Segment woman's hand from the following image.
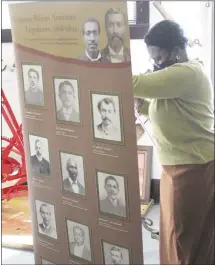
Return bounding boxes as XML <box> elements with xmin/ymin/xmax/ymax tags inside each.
<box><xmin>134</xmin><ymin>97</ymin><xmax>145</xmax><ymax>113</ymax></box>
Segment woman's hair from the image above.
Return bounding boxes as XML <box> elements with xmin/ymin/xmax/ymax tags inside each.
<box><xmin>144</xmin><ymin>20</ymin><xmax>188</xmax><ymax>51</ymax></box>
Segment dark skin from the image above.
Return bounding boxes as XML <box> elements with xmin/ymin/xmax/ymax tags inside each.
<box><xmin>147</xmin><ymin>45</ymin><xmax>188</xmax><ymax>66</ymax></box>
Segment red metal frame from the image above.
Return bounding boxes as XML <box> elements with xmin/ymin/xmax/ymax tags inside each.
<box><xmin>1</xmin><ymin>88</ymin><xmax>28</xmax><ymax>201</ymax></box>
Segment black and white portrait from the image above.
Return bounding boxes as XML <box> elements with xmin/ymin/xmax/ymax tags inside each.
<box><xmin>54</xmin><ymin>78</ymin><xmax>80</xmax><ymax>124</ymax></box>
<box><xmin>91</xmin><ymin>93</ymin><xmax>123</xmax><ymax>143</ymax></box>
<box><xmin>22</xmin><ymin>64</ymin><xmax>45</xmax><ymax>107</ymax></box>
<box><xmin>66</xmin><ymin>219</ymin><xmax>92</xmax><ymax>262</ymax></box>
<box><xmin>102</xmin><ymin>241</ymin><xmax>130</xmax><ymax>265</ymax></box>
<box><xmin>29</xmin><ymin>134</ymin><xmax>50</xmax><ymax>177</ymax></box>
<box><xmin>77</xmin><ymin>17</ymin><xmax>103</xmax><ymax>62</ymax></box>
<box><xmin>41</xmin><ymin>258</ymin><xmax>55</xmax><ymax>265</ymax></box>
<box><xmin>97</xmin><ymin>171</ymin><xmax>127</xmax><ymax>218</ymax></box>
<box><xmin>60</xmin><ymin>152</ymin><xmax>86</xmax><ymax>196</ymax></box>
<box><xmin>101</xmin><ymin>8</ymin><xmax>131</xmax><ymax>63</ymax></box>
<box><xmin>35</xmin><ymin>200</ymin><xmax>57</xmax><ymax>239</ymax></box>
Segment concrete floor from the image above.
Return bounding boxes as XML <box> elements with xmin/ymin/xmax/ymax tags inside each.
<box><xmin>2</xmin><ymin>204</ymin><xmax>160</xmax><ymax>265</ymax></box>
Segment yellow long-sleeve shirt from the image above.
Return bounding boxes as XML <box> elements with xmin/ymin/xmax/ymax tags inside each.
<box><xmin>133</xmin><ymin>60</ymin><xmax>214</xmax><ymax>165</ymax></box>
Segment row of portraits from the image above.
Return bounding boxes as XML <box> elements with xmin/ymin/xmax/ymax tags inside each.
<box><xmin>22</xmin><ymin>64</ymin><xmax>124</xmax><ymax>145</ymax></box>
<box><xmin>29</xmin><ymin>134</ymin><xmax>128</xmax><ymax>220</ymax></box>
<box><xmin>37</xmin><ymin>199</ymin><xmax>131</xmax><ymax>265</ymax></box>
<box><xmin>38</xmin><ymin>6</ymin><xmax>130</xmax><ymax>68</ymax></box>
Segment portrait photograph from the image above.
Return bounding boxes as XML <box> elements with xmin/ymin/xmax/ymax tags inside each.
<box><xmin>76</xmin><ymin>7</ymin><xmax>130</xmax><ymax>64</ymax></box>
<box><xmin>66</xmin><ymin>219</ymin><xmax>92</xmax><ymax>262</ymax></box>
<box><xmin>59</xmin><ymin>151</ymin><xmax>86</xmax><ymax>196</ymax></box>
<box><xmin>76</xmin><ymin>17</ymin><xmax>102</xmax><ymax>62</ymax></box>
<box><xmin>28</xmin><ymin>134</ymin><xmax>51</xmax><ymax>177</ymax></box>
<box><xmin>35</xmin><ymin>199</ymin><xmax>57</xmax><ymax>240</ymax></box>
<box><xmin>102</xmin><ymin>241</ymin><xmax>130</xmax><ymax>265</ymax></box>
<box><xmin>41</xmin><ymin>258</ymin><xmax>55</xmax><ymax>265</ymax></box>
<box><xmin>102</xmin><ymin>7</ymin><xmax>131</xmax><ymax>63</ymax></box>
<box><xmin>97</xmin><ymin>171</ymin><xmax>127</xmax><ymax>219</ymax></box>
<box><xmin>53</xmin><ymin>77</ymin><xmax>81</xmax><ymax>124</ymax></box>
<box><xmin>21</xmin><ymin>63</ymin><xmax>45</xmax><ymax>107</ymax></box>
<box><xmin>90</xmin><ymin>92</ymin><xmax>124</xmax><ymax>144</ymax></box>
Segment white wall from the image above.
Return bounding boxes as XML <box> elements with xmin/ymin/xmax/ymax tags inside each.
<box><xmin>2</xmin><ymin>43</ymin><xmax>21</xmax><ymax>138</ymax></box>
<box><xmin>131</xmin><ymin>1</ymin><xmax>212</xmax><ymax>75</ymax></box>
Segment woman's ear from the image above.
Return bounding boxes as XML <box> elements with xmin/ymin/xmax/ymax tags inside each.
<box><xmin>172</xmin><ymin>46</ymin><xmax>181</xmax><ymax>57</ymax></box>
<box><xmin>168</xmin><ymin>46</ymin><xmax>181</xmax><ymax>62</ymax></box>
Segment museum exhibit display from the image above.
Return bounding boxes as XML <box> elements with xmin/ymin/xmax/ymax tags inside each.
<box><xmin>8</xmin><ymin>1</ymin><xmax>150</xmax><ymax>264</ymax></box>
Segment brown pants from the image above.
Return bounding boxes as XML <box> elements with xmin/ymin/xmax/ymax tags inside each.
<box><xmin>160</xmin><ymin>160</ymin><xmax>214</xmax><ymax>265</ymax></box>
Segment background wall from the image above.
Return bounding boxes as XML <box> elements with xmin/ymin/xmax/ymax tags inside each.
<box><xmin>2</xmin><ymin>1</ymin><xmax>214</xmax><ymax>181</ymax></box>
<box><xmin>2</xmin><ymin>43</ymin><xmax>21</xmax><ymax>137</ymax></box>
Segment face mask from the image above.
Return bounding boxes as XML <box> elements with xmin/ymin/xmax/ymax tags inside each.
<box><xmin>153</xmin><ymin>50</ymin><xmax>178</xmax><ymax>72</ymax></box>
<box><xmin>153</xmin><ymin>60</ymin><xmax>176</xmax><ymax>71</ymax></box>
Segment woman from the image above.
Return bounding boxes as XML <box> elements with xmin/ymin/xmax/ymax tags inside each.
<box><xmin>133</xmin><ymin>20</ymin><xmax>214</xmax><ymax>265</ymax></box>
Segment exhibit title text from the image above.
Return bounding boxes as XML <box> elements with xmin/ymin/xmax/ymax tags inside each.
<box><xmin>13</xmin><ymin>13</ymin><xmax>78</xmax><ymax>34</ymax></box>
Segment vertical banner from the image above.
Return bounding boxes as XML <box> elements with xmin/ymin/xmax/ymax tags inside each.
<box><xmin>9</xmin><ymin>1</ymin><xmax>143</xmax><ymax>264</ymax></box>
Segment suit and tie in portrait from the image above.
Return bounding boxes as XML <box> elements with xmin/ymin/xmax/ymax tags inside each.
<box><xmin>55</xmin><ymin>79</ymin><xmax>80</xmax><ymax>123</ymax></box>
<box><xmin>100</xmin><ymin>196</ymin><xmax>126</xmax><ymax>217</ymax></box>
<box><xmin>101</xmin><ymin>7</ymin><xmax>131</xmax><ymax>63</ymax></box>
<box><xmin>30</xmin><ymin>137</ymin><xmax>50</xmax><ymax>177</ymax></box>
<box><xmin>37</xmin><ymin>202</ymin><xmax>57</xmax><ymax>239</ymax></box>
<box><xmin>39</xmin><ymin>222</ymin><xmax>55</xmax><ymax>236</ymax></box>
<box><xmin>67</xmin><ymin>221</ymin><xmax>92</xmax><ymax>262</ymax></box>
<box><xmin>77</xmin><ymin>17</ymin><xmax>104</xmax><ymax>62</ymax></box>
<box><xmin>98</xmin><ymin>174</ymin><xmax>127</xmax><ymax>218</ymax></box>
<box><xmin>92</xmin><ymin>95</ymin><xmax>122</xmax><ymax>143</ymax></box>
<box><xmin>57</xmin><ymin>108</ymin><xmax>80</xmax><ymax>123</ymax></box>
<box><xmin>103</xmin><ymin>242</ymin><xmax>130</xmax><ymax>265</ymax></box>
<box><xmin>101</xmin><ymin>45</ymin><xmax>130</xmax><ymax>63</ymax></box>
<box><xmin>69</xmin><ymin>241</ymin><xmax>91</xmax><ymax>261</ymax></box>
<box><xmin>63</xmin><ymin>177</ymin><xmax>85</xmax><ymax>195</ymax></box>
<box><xmin>23</xmin><ymin>66</ymin><xmax>45</xmax><ymax>107</ymax></box>
<box><xmin>77</xmin><ymin>7</ymin><xmax>130</xmax><ymax>64</ymax></box>
<box><xmin>61</xmin><ymin>153</ymin><xmax>86</xmax><ymax>196</ymax></box>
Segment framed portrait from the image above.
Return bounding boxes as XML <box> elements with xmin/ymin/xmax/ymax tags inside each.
<box><xmin>41</xmin><ymin>258</ymin><xmax>55</xmax><ymax>265</ymax></box>
<box><xmin>21</xmin><ymin>63</ymin><xmax>45</xmax><ymax>108</ymax></box>
<box><xmin>66</xmin><ymin>218</ymin><xmax>93</xmax><ymax>263</ymax></box>
<box><xmin>102</xmin><ymin>7</ymin><xmax>131</xmax><ymax>64</ymax></box>
<box><xmin>59</xmin><ymin>151</ymin><xmax>86</xmax><ymax>197</ymax></box>
<box><xmin>28</xmin><ymin>134</ymin><xmax>51</xmax><ymax>178</ymax></box>
<box><xmin>53</xmin><ymin>77</ymin><xmax>81</xmax><ymax>125</ymax></box>
<box><xmin>35</xmin><ymin>199</ymin><xmax>58</xmax><ymax>240</ymax></box>
<box><xmin>137</xmin><ymin>145</ymin><xmax>153</xmax><ymax>204</ymax></box>
<box><xmin>76</xmin><ymin>16</ymin><xmax>101</xmax><ymax>63</ymax></box>
<box><xmin>96</xmin><ymin>170</ymin><xmax>128</xmax><ymax>220</ymax></box>
<box><xmin>102</xmin><ymin>240</ymin><xmax>131</xmax><ymax>265</ymax></box>
<box><xmin>90</xmin><ymin>91</ymin><xmax>124</xmax><ymax>145</ymax></box>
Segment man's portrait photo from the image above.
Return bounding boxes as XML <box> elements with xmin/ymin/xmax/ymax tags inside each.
<box><xmin>66</xmin><ymin>219</ymin><xmax>92</xmax><ymax>262</ymax></box>
<box><xmin>91</xmin><ymin>93</ymin><xmax>123</xmax><ymax>144</ymax></box>
<box><xmin>60</xmin><ymin>152</ymin><xmax>86</xmax><ymax>196</ymax></box>
<box><xmin>35</xmin><ymin>200</ymin><xmax>57</xmax><ymax>239</ymax></box>
<box><xmin>97</xmin><ymin>171</ymin><xmax>127</xmax><ymax>219</ymax></box>
<box><xmin>54</xmin><ymin>78</ymin><xmax>80</xmax><ymax>124</ymax></box>
<box><xmin>101</xmin><ymin>7</ymin><xmax>131</xmax><ymax>63</ymax></box>
<box><xmin>102</xmin><ymin>241</ymin><xmax>130</xmax><ymax>265</ymax></box>
<box><xmin>29</xmin><ymin>134</ymin><xmax>50</xmax><ymax>177</ymax></box>
<box><xmin>77</xmin><ymin>17</ymin><xmax>104</xmax><ymax>62</ymax></box>
<box><xmin>22</xmin><ymin>64</ymin><xmax>45</xmax><ymax>107</ymax></box>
